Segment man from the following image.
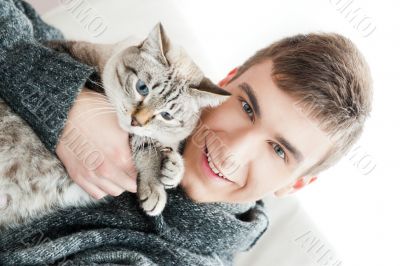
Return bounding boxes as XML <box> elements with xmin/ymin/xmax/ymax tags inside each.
<box><xmin>0</xmin><ymin>0</ymin><xmax>372</xmax><ymax>264</ymax></box>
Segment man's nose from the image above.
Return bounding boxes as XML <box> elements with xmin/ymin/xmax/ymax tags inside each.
<box><xmin>208</xmin><ymin>129</ymin><xmax>259</xmax><ymax>173</ymax></box>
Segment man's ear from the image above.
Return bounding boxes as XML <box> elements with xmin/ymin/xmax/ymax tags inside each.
<box><xmin>273</xmin><ymin>176</ymin><xmax>318</xmax><ymax>197</ymax></box>
<box><xmin>218</xmin><ymin>67</ymin><xmax>238</xmax><ymax>88</ymax></box>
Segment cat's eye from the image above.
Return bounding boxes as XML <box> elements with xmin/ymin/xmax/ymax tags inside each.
<box><xmin>136</xmin><ymin>79</ymin><xmax>149</xmax><ymax>96</ymax></box>
<box><xmin>160</xmin><ymin>112</ymin><xmax>173</xmax><ymax>120</ymax></box>
<box><xmin>272</xmin><ymin>143</ymin><xmax>286</xmax><ymax>160</ymax></box>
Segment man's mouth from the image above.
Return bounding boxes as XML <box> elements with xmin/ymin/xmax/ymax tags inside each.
<box><xmin>204</xmin><ymin>145</ymin><xmax>234</xmax><ymax>183</ymax></box>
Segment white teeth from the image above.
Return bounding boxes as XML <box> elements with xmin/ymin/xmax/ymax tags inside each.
<box><xmin>210</xmin><ymin>163</ymin><xmax>218</xmax><ymax>174</ymax></box>
<box><xmin>206</xmin><ymin>152</ymin><xmax>226</xmax><ymax>178</ymax></box>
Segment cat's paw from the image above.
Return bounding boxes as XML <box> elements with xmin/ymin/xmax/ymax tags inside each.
<box><xmin>138</xmin><ymin>181</ymin><xmax>167</xmax><ymax>216</ymax></box>
<box><xmin>160</xmin><ymin>149</ymin><xmax>184</xmax><ymax>189</ymax></box>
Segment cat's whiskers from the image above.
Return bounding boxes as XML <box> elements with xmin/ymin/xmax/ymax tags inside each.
<box><xmin>142</xmin><ymin>138</ymin><xmax>155</xmax><ymax>155</ymax></box>
<box><xmin>73</xmin><ymin>100</ymin><xmax>113</xmax><ymax>107</ymax></box>
<box><xmin>72</xmin><ymin>106</ymin><xmax>116</xmax><ymax>117</ymax></box>
<box><xmin>105</xmin><ymin>89</ymin><xmax>127</xmax><ymax>105</ymax></box>
<box><xmin>150</xmin><ymin>139</ymin><xmax>159</xmax><ymax>155</ymax></box>
<box><xmin>77</xmin><ymin>92</ymin><xmax>109</xmax><ymax>98</ymax></box>
<box><xmin>138</xmin><ymin>141</ymin><xmax>144</xmax><ymax>154</ymax></box>
<box><xmin>80</xmin><ymin>110</ymin><xmax>118</xmax><ymax>123</ymax></box>
<box><xmin>87</xmin><ymin>78</ymin><xmax>106</xmax><ymax>90</ymax></box>
<box><xmin>86</xmin><ymin>107</ymin><xmax>117</xmax><ymax>111</ymax></box>
<box><xmin>72</xmin><ymin>108</ymin><xmax>117</xmax><ymax>122</ymax></box>
<box><xmin>74</xmin><ymin>98</ymin><xmax>112</xmax><ymax>106</ymax></box>
<box><xmin>80</xmin><ymin>89</ymin><xmax>108</xmax><ymax>96</ymax></box>
<box><xmin>88</xmin><ymin>79</ymin><xmax>129</xmax><ymax>103</ymax></box>
<box><xmin>77</xmin><ymin>93</ymin><xmax>110</xmax><ymax>102</ymax></box>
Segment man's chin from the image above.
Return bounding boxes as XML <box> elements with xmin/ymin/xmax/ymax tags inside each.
<box><xmin>180</xmin><ymin>177</ymin><xmax>224</xmax><ymax>203</ymax></box>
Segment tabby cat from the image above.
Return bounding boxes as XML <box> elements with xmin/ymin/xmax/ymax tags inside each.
<box><xmin>0</xmin><ymin>23</ymin><xmax>230</xmax><ymax>228</ymax></box>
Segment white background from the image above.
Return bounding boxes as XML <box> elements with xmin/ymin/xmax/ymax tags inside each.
<box><xmin>27</xmin><ymin>0</ymin><xmax>400</xmax><ymax>265</ymax></box>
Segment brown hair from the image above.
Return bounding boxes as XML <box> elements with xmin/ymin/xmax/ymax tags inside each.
<box><xmin>232</xmin><ymin>32</ymin><xmax>373</xmax><ymax>176</ymax></box>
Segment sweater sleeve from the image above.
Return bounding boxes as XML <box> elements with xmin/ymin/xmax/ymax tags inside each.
<box><xmin>0</xmin><ymin>0</ymin><xmax>95</xmax><ymax>154</ymax></box>
<box><xmin>11</xmin><ymin>0</ymin><xmax>65</xmax><ymax>41</ymax></box>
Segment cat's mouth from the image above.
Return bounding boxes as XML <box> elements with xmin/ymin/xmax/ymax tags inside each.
<box><xmin>117</xmin><ymin>113</ymin><xmax>135</xmax><ymax>134</ymax></box>
<box><xmin>130</xmin><ymin>126</ymin><xmax>149</xmax><ymax>137</ymax></box>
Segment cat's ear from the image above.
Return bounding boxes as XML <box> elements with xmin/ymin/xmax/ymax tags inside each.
<box><xmin>191</xmin><ymin>77</ymin><xmax>231</xmax><ymax>108</ymax></box>
<box><xmin>141</xmin><ymin>22</ymin><xmax>171</xmax><ymax>65</ymax></box>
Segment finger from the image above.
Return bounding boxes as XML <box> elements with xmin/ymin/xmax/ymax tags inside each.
<box><xmin>123</xmin><ymin>162</ymin><xmax>137</xmax><ymax>181</ymax></box>
<box><xmin>116</xmin><ymin>149</ymin><xmax>137</xmax><ymax>180</ymax></box>
<box><xmin>73</xmin><ymin>175</ymin><xmax>108</xmax><ymax>200</ymax></box>
<box><xmin>93</xmin><ymin>176</ymin><xmax>125</xmax><ymax>197</ymax></box>
<box><xmin>96</xmin><ymin>162</ymin><xmax>137</xmax><ymax>193</ymax></box>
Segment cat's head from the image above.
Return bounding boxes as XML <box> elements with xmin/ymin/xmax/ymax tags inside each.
<box><xmin>103</xmin><ymin>23</ymin><xmax>230</xmax><ymax>145</ymax></box>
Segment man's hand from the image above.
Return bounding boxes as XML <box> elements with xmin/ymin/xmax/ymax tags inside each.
<box><xmin>56</xmin><ymin>88</ymin><xmax>137</xmax><ymax>199</ymax></box>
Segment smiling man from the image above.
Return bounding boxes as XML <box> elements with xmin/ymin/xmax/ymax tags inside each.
<box><xmin>0</xmin><ymin>0</ymin><xmax>372</xmax><ymax>264</ymax></box>
<box><xmin>182</xmin><ymin>34</ymin><xmax>372</xmax><ymax>203</ymax></box>
<box><xmin>183</xmin><ymin>60</ymin><xmax>332</xmax><ymax>203</ymax></box>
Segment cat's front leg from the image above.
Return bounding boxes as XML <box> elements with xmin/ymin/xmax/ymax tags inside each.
<box><xmin>159</xmin><ymin>148</ymin><xmax>184</xmax><ymax>189</ymax></box>
<box><xmin>133</xmin><ymin>140</ymin><xmax>167</xmax><ymax>216</ymax></box>
<box><xmin>43</xmin><ymin>40</ymin><xmax>113</xmax><ymax>71</ymax></box>
<box><xmin>137</xmin><ymin>173</ymin><xmax>167</xmax><ymax>216</ymax></box>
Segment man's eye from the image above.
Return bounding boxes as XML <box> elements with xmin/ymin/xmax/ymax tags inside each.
<box><xmin>272</xmin><ymin>143</ymin><xmax>286</xmax><ymax>160</ymax></box>
<box><xmin>241</xmin><ymin>100</ymin><xmax>254</xmax><ymax>121</ymax></box>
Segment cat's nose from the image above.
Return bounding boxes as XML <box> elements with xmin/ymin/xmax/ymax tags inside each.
<box><xmin>131</xmin><ymin>116</ymin><xmax>141</xmax><ymax>127</ymax></box>
<box><xmin>131</xmin><ymin>107</ymin><xmax>153</xmax><ymax>126</ymax></box>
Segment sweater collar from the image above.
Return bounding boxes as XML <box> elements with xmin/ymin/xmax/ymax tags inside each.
<box><xmin>149</xmin><ymin>186</ymin><xmax>269</xmax><ymax>256</ymax></box>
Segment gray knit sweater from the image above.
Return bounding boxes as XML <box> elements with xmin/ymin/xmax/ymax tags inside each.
<box><xmin>0</xmin><ymin>1</ymin><xmax>269</xmax><ymax>265</ymax></box>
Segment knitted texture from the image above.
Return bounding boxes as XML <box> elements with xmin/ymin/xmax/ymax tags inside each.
<box><xmin>0</xmin><ymin>186</ymin><xmax>269</xmax><ymax>265</ymax></box>
<box><xmin>0</xmin><ymin>0</ymin><xmax>95</xmax><ymax>153</ymax></box>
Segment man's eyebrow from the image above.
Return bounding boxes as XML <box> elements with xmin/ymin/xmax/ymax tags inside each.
<box><xmin>238</xmin><ymin>82</ymin><xmax>261</xmax><ymax>117</ymax></box>
<box><xmin>276</xmin><ymin>135</ymin><xmax>304</xmax><ymax>162</ymax></box>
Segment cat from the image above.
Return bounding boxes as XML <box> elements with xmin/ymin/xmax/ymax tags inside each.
<box><xmin>0</xmin><ymin>23</ymin><xmax>230</xmax><ymax>229</ymax></box>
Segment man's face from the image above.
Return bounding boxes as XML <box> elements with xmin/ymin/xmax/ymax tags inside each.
<box><xmin>181</xmin><ymin>60</ymin><xmax>332</xmax><ymax>203</ymax></box>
